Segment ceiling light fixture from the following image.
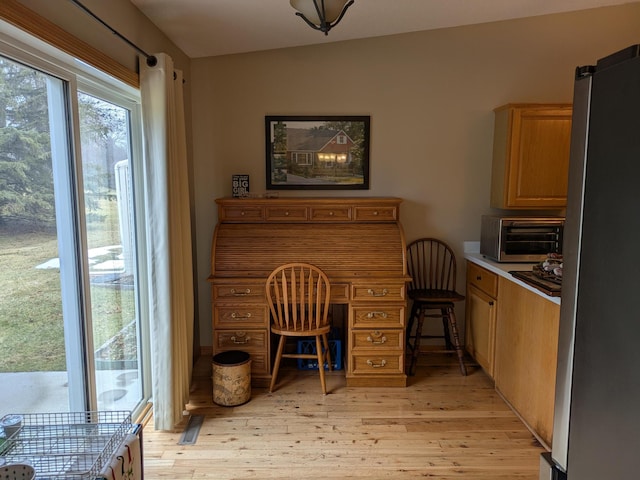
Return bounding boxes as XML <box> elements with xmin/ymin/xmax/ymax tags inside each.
<box><xmin>290</xmin><ymin>0</ymin><xmax>355</xmax><ymax>35</ymax></box>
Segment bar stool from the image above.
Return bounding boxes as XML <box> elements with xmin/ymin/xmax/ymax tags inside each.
<box><xmin>406</xmin><ymin>238</ymin><xmax>467</xmax><ymax>376</ymax></box>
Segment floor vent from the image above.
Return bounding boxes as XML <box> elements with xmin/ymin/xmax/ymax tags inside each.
<box><xmin>178</xmin><ymin>414</ymin><xmax>204</xmax><ymax>445</ymax></box>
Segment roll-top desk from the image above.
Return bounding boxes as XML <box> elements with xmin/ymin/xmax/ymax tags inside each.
<box><xmin>209</xmin><ymin>197</ymin><xmax>410</xmax><ymax>387</ymax></box>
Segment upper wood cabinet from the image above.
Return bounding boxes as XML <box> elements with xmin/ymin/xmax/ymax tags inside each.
<box><xmin>490</xmin><ymin>104</ymin><xmax>572</xmax><ymax>209</ymax></box>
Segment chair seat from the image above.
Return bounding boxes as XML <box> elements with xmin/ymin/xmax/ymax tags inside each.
<box><xmin>271</xmin><ymin>324</ymin><xmax>331</xmax><ymax>337</ymax></box>
<box><xmin>408</xmin><ymin>289</ymin><xmax>465</xmax><ymax>303</ymax></box>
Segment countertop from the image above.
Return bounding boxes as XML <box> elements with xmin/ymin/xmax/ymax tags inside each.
<box><xmin>464</xmin><ymin>252</ymin><xmax>561</xmax><ymax>306</ymax></box>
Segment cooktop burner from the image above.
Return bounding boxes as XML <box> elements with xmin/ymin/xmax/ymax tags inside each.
<box><xmin>509</xmin><ymin>270</ymin><xmax>562</xmax><ymax>297</ymax></box>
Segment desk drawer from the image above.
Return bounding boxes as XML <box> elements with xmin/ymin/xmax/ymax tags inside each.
<box><xmin>350</xmin><ymin>329</ymin><xmax>403</xmax><ymax>350</ymax></box>
<box><xmin>350</xmin><ymin>352</ymin><xmax>404</xmax><ymax>375</ymax></box>
<box><xmin>350</xmin><ymin>305</ymin><xmax>405</xmax><ymax>329</ymax></box>
<box><xmin>214</xmin><ymin>329</ymin><xmax>268</xmax><ymax>350</ymax></box>
<box><xmin>219</xmin><ymin>205</ymin><xmax>264</xmax><ymax>222</ymax></box>
<box><xmin>213</xmin><ymin>283</ymin><xmax>266</xmax><ymax>301</ymax></box>
<box><xmin>247</xmin><ymin>352</ymin><xmax>269</xmax><ymax>375</ymax></box>
<box><xmin>265</xmin><ymin>206</ymin><xmax>308</xmax><ymax>221</ymax></box>
<box><xmin>354</xmin><ymin>206</ymin><xmax>398</xmax><ymax>222</ymax></box>
<box><xmin>310</xmin><ymin>206</ymin><xmax>352</xmax><ymax>221</ymax></box>
<box><xmin>330</xmin><ymin>283</ymin><xmax>350</xmax><ymax>303</ymax></box>
<box><xmin>214</xmin><ymin>305</ymin><xmax>268</xmax><ymax>328</ymax></box>
<box><xmin>351</xmin><ymin>284</ymin><xmax>405</xmax><ymax>302</ymax></box>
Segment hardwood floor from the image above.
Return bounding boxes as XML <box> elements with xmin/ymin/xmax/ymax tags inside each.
<box><xmin>142</xmin><ymin>353</ymin><xmax>545</xmax><ymax>479</ymax></box>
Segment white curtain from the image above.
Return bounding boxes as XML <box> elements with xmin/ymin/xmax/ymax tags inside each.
<box><xmin>140</xmin><ymin>53</ymin><xmax>194</xmax><ymax>431</ymax></box>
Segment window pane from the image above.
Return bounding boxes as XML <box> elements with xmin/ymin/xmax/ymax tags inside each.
<box><xmin>0</xmin><ymin>55</ymin><xmax>70</xmax><ymax>414</ymax></box>
<box><xmin>78</xmin><ymin>92</ymin><xmax>143</xmax><ymax>412</ymax></box>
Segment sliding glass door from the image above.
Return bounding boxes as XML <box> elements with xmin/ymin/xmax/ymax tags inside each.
<box><xmin>77</xmin><ymin>90</ymin><xmax>145</xmax><ymax>413</ymax></box>
<box><xmin>0</xmin><ymin>47</ymin><xmax>149</xmax><ymax>418</ymax></box>
<box><xmin>0</xmin><ymin>56</ymin><xmax>73</xmax><ymax>412</ymax></box>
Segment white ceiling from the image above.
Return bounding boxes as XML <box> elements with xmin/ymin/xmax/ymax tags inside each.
<box><xmin>129</xmin><ymin>0</ymin><xmax>635</xmax><ymax>58</ymax></box>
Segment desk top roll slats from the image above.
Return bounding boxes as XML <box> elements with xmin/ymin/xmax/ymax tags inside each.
<box><xmin>212</xmin><ymin>223</ymin><xmax>406</xmax><ymax>280</ymax></box>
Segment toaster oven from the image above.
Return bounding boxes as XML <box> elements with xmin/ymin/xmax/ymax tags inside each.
<box><xmin>480</xmin><ymin>215</ymin><xmax>564</xmax><ymax>263</ymax></box>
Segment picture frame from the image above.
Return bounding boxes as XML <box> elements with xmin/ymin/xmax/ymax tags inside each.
<box><xmin>265</xmin><ymin>115</ymin><xmax>370</xmax><ymax>190</ymax></box>
<box><xmin>231</xmin><ymin>174</ymin><xmax>250</xmax><ymax>197</ymax></box>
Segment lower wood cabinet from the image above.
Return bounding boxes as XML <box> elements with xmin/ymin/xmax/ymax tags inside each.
<box><xmin>465</xmin><ymin>262</ymin><xmax>498</xmax><ymax>377</ymax></box>
<box><xmin>465</xmin><ymin>259</ymin><xmax>560</xmax><ymax>448</ymax></box>
<box><xmin>465</xmin><ymin>284</ymin><xmax>497</xmax><ymax>377</ymax></box>
<box><xmin>494</xmin><ymin>276</ymin><xmax>560</xmax><ymax>447</ymax></box>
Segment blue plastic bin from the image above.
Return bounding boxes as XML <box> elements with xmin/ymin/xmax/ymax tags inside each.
<box><xmin>296</xmin><ymin>339</ymin><xmax>342</xmax><ymax>370</ymax></box>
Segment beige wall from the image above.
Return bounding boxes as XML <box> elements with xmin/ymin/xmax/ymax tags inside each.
<box><xmin>16</xmin><ymin>0</ymin><xmax>190</xmax><ymax>73</ymax></box>
<box><xmin>192</xmin><ymin>4</ymin><xmax>640</xmax><ymax>347</ymax></box>
<box><xmin>12</xmin><ymin>2</ymin><xmax>640</xmax><ymax>350</ymax></box>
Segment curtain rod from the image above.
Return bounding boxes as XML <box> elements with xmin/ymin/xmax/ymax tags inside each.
<box><xmin>68</xmin><ymin>0</ymin><xmax>157</xmax><ymax>67</ymax></box>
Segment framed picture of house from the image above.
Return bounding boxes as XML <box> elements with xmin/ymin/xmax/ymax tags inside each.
<box><xmin>265</xmin><ymin>115</ymin><xmax>370</xmax><ymax>189</ymax></box>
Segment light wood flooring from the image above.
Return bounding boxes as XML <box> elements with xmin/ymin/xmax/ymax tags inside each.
<box><xmin>141</xmin><ymin>353</ymin><xmax>546</xmax><ymax>479</ymax></box>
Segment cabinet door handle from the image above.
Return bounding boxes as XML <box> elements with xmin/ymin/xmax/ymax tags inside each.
<box><xmin>367</xmin><ymin>288</ymin><xmax>389</xmax><ymax>297</ymax></box>
<box><xmin>231</xmin><ymin>312</ymin><xmax>252</xmax><ymax>319</ymax></box>
<box><xmin>476</xmin><ymin>276</ymin><xmax>482</xmax><ymax>281</ymax></box>
<box><xmin>367</xmin><ymin>359</ymin><xmax>387</xmax><ymax>368</ymax></box>
<box><xmin>230</xmin><ymin>288</ymin><xmax>251</xmax><ymax>296</ymax></box>
<box><xmin>366</xmin><ymin>311</ymin><xmax>388</xmax><ymax>319</ymax></box>
<box><xmin>489</xmin><ymin>301</ymin><xmax>494</xmax><ymax>306</ymax></box>
<box><xmin>230</xmin><ymin>334</ymin><xmax>251</xmax><ymax>344</ymax></box>
<box><xmin>366</xmin><ymin>331</ymin><xmax>387</xmax><ymax>344</ymax></box>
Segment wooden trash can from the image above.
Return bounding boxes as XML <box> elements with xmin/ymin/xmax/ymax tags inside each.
<box><xmin>212</xmin><ymin>350</ymin><xmax>251</xmax><ymax>406</ymax></box>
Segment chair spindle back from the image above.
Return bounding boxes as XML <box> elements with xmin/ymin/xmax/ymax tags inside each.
<box><xmin>266</xmin><ymin>263</ymin><xmax>330</xmax><ymax>332</ymax></box>
<box><xmin>406</xmin><ymin>238</ymin><xmax>458</xmax><ymax>292</ymax></box>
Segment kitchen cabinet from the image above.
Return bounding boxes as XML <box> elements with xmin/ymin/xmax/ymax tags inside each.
<box><xmin>491</xmin><ymin>103</ymin><xmax>572</xmax><ymax>209</ymax></box>
<box><xmin>465</xmin><ymin>262</ymin><xmax>498</xmax><ymax>378</ymax></box>
<box><xmin>494</xmin><ymin>276</ymin><xmax>560</xmax><ymax>447</ymax></box>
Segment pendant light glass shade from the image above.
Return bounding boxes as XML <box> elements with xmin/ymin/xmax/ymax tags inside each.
<box><xmin>290</xmin><ymin>0</ymin><xmax>355</xmax><ymax>35</ymax></box>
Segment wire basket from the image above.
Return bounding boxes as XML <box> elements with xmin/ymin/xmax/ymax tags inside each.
<box><xmin>0</xmin><ymin>411</ymin><xmax>132</xmax><ymax>479</ymax></box>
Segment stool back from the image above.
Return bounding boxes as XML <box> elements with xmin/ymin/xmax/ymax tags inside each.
<box><xmin>406</xmin><ymin>238</ymin><xmax>458</xmax><ymax>293</ymax></box>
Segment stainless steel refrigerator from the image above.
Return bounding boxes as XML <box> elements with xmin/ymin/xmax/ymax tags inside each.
<box><xmin>540</xmin><ymin>44</ymin><xmax>640</xmax><ymax>479</ymax></box>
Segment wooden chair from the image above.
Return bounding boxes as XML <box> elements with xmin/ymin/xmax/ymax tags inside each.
<box><xmin>266</xmin><ymin>263</ymin><xmax>333</xmax><ymax>394</ymax></box>
<box><xmin>406</xmin><ymin>238</ymin><xmax>467</xmax><ymax>376</ymax></box>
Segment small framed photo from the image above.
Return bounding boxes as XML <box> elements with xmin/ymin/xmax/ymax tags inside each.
<box><xmin>232</xmin><ymin>174</ymin><xmax>250</xmax><ymax>197</ymax></box>
<box><xmin>265</xmin><ymin>115</ymin><xmax>370</xmax><ymax>190</ymax></box>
